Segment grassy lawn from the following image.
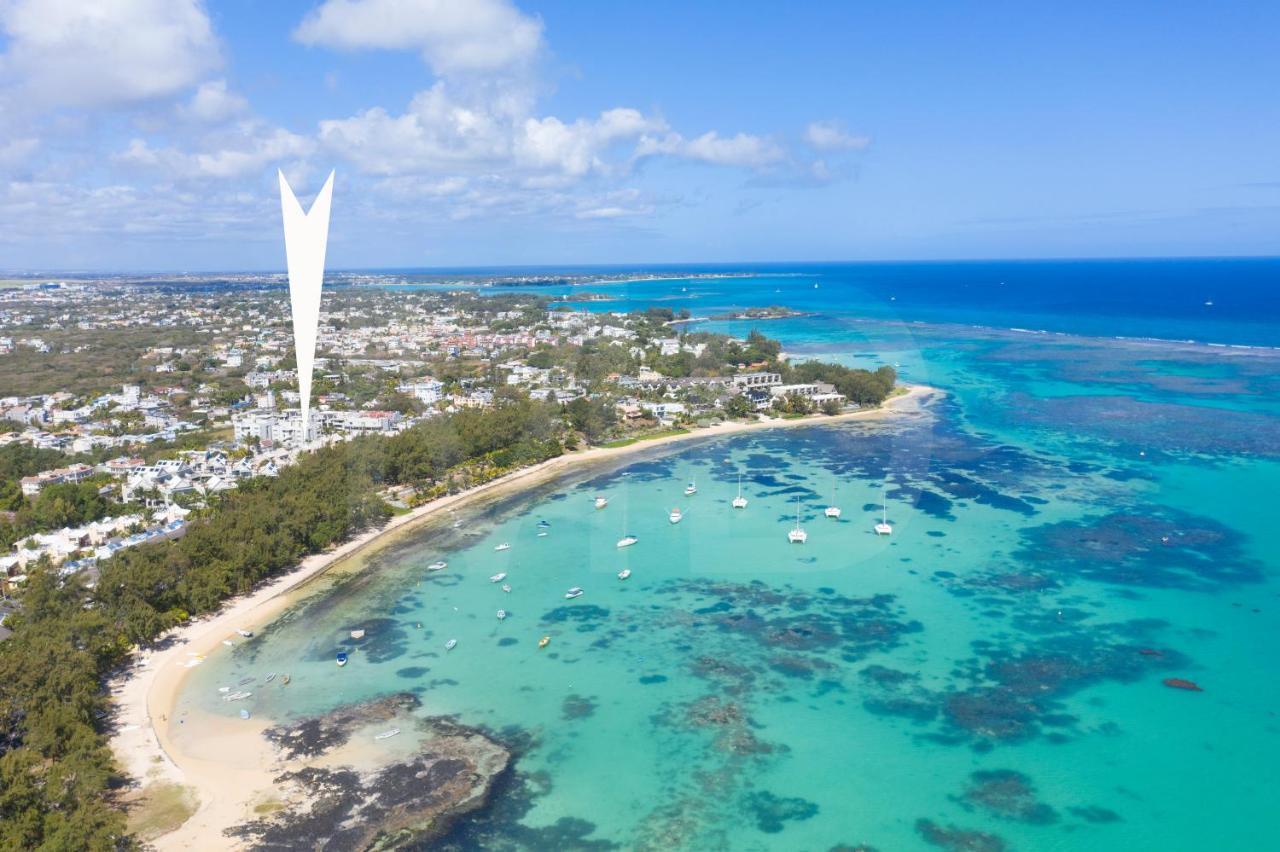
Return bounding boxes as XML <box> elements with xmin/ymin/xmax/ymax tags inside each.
<box><xmin>600</xmin><ymin>427</ymin><xmax>690</xmax><ymax>448</ymax></box>
<box><xmin>126</xmin><ymin>782</ymin><xmax>197</xmax><ymax>842</ymax></box>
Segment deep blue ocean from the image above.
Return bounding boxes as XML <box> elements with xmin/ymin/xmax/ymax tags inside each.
<box><xmin>373</xmin><ymin>257</ymin><xmax>1280</xmax><ymax>347</ymax></box>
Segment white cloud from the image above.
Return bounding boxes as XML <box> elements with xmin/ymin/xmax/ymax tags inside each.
<box><xmin>179</xmin><ymin>79</ymin><xmax>248</xmax><ymax>124</ymax></box>
<box><xmin>118</xmin><ymin>122</ymin><xmax>314</xmax><ymax>180</ymax></box>
<box><xmin>318</xmin><ymin>83</ymin><xmax>665</xmax><ymax>180</ymax></box>
<box><xmin>294</xmin><ymin>0</ymin><xmax>543</xmax><ymax>75</ymax></box>
<box><xmin>636</xmin><ymin>130</ymin><xmax>786</xmax><ymax>168</ymax></box>
<box><xmin>804</xmin><ymin>120</ymin><xmax>870</xmax><ymax>152</ymax></box>
<box><xmin>0</xmin><ymin>0</ymin><xmax>221</xmax><ymax>109</ymax></box>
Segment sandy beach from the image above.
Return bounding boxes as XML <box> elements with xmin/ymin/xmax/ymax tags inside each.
<box><xmin>108</xmin><ymin>384</ymin><xmax>935</xmax><ymax>848</ymax></box>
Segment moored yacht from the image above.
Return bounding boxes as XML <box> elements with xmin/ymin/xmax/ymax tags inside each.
<box><xmin>684</xmin><ymin>477</ymin><xmax>697</xmax><ymax>496</ymax></box>
<box><xmin>617</xmin><ymin>534</ymin><xmax>638</xmax><ymax>548</ymax></box>
<box><xmin>669</xmin><ymin>507</ymin><xmax>683</xmax><ymax>524</ymax></box>
<box><xmin>824</xmin><ymin>478</ymin><xmax>841</xmax><ymax>518</ymax></box>
<box><xmin>875</xmin><ymin>492</ymin><xmax>893</xmax><ymax>535</ymax></box>
<box><xmin>788</xmin><ymin>497</ymin><xmax>808</xmax><ymax>543</ymax></box>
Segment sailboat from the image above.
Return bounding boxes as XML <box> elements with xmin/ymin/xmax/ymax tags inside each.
<box><xmin>788</xmin><ymin>497</ymin><xmax>808</xmax><ymax>543</ymax></box>
<box><xmin>732</xmin><ymin>475</ymin><xmax>748</xmax><ymax>509</ymax></box>
<box><xmin>669</xmin><ymin>507</ymin><xmax>683</xmax><ymax>524</ymax></box>
<box><xmin>617</xmin><ymin>491</ymin><xmax>637</xmax><ymax>547</ymax></box>
<box><xmin>874</xmin><ymin>490</ymin><xmax>893</xmax><ymax>536</ymax></box>
<box><xmin>824</xmin><ymin>478</ymin><xmax>842</xmax><ymax>518</ymax></box>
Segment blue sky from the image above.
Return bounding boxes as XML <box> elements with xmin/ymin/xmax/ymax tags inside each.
<box><xmin>0</xmin><ymin>0</ymin><xmax>1277</xmax><ymax>271</ymax></box>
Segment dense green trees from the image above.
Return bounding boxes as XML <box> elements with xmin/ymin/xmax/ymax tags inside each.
<box><xmin>786</xmin><ymin>361</ymin><xmax>897</xmax><ymax>406</ymax></box>
<box><xmin>1</xmin><ymin>480</ymin><xmax>117</xmax><ymax>550</ymax></box>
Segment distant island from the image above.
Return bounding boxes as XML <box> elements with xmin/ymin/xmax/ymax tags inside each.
<box><xmin>709</xmin><ymin>305</ymin><xmax>811</xmax><ymax>321</ymax></box>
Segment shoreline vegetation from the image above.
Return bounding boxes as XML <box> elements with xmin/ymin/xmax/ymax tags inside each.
<box><xmin>111</xmin><ymin>384</ymin><xmax>935</xmax><ymax>850</ymax></box>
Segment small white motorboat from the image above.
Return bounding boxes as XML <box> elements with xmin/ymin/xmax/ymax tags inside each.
<box><xmin>427</xmin><ymin>561</ymin><xmax>447</xmax><ymax>571</ymax></box>
<box><xmin>445</xmin><ymin>639</ymin><xmax>458</xmax><ymax>651</ymax></box>
<box><xmin>350</xmin><ymin>629</ymin><xmax>366</xmax><ymax>640</ymax></box>
<box><xmin>239</xmin><ymin>709</ymin><xmax>251</xmax><ymax>720</ymax></box>
<box><xmin>336</xmin><ymin>652</ymin><xmax>349</xmax><ymax>666</ymax></box>
<box><xmin>669</xmin><ymin>507</ymin><xmax>683</xmax><ymax>524</ymax></box>
<box><xmin>222</xmin><ymin>639</ymin><xmax>234</xmax><ymax>647</ymax></box>
<box><xmin>565</xmin><ymin>587</ymin><xmax>584</xmax><ymax>599</ymax></box>
<box><xmin>594</xmin><ymin>496</ymin><xmax>609</xmax><ymax>509</ymax></box>
<box><xmin>375</xmin><ymin>728</ymin><xmax>401</xmax><ymax>741</ymax></box>
<box><xmin>494</xmin><ymin>543</ymin><xmax>511</xmax><ymax>552</ymax></box>
<box><xmin>217</xmin><ymin>686</ymin><xmax>231</xmax><ymax>693</ymax></box>
<box><xmin>616</xmin><ymin>535</ymin><xmax>638</xmax><ymax>548</ymax></box>
<box><xmin>537</xmin><ymin>531</ymin><xmax>548</xmax><ymax>537</ymax></box>
<box><xmin>236</xmin><ymin>628</ymin><xmax>253</xmax><ymax>638</ymax></box>
<box><xmin>501</xmin><ymin>583</ymin><xmax>512</xmax><ymax>593</ymax></box>
<box><xmin>490</xmin><ymin>572</ymin><xmax>507</xmax><ymax>583</ymax></box>
<box><xmin>497</xmin><ymin>609</ymin><xmax>507</xmax><ymax>620</ymax></box>
<box><xmin>684</xmin><ymin>480</ymin><xmax>697</xmax><ymax>496</ymax></box>
<box><xmin>617</xmin><ymin>569</ymin><xmax>631</xmax><ymax>580</ymax></box>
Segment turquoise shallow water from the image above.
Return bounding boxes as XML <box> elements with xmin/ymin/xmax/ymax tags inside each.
<box><xmin>178</xmin><ymin>270</ymin><xmax>1280</xmax><ymax>850</ymax></box>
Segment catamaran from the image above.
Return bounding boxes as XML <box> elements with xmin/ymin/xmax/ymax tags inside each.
<box><xmin>788</xmin><ymin>497</ymin><xmax>808</xmax><ymax>543</ymax></box>
<box><xmin>824</xmin><ymin>478</ymin><xmax>841</xmax><ymax>518</ymax></box>
<box><xmin>617</xmin><ymin>487</ymin><xmax>637</xmax><ymax>547</ymax></box>
<box><xmin>874</xmin><ymin>492</ymin><xmax>893</xmax><ymax>536</ymax></box>
<box><xmin>669</xmin><ymin>507</ymin><xmax>683</xmax><ymax>524</ymax></box>
<box><xmin>732</xmin><ymin>475</ymin><xmax>748</xmax><ymax>509</ymax></box>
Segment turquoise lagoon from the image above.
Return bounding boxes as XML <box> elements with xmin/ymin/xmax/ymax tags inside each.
<box><xmin>179</xmin><ymin>265</ymin><xmax>1280</xmax><ymax>850</ymax></box>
